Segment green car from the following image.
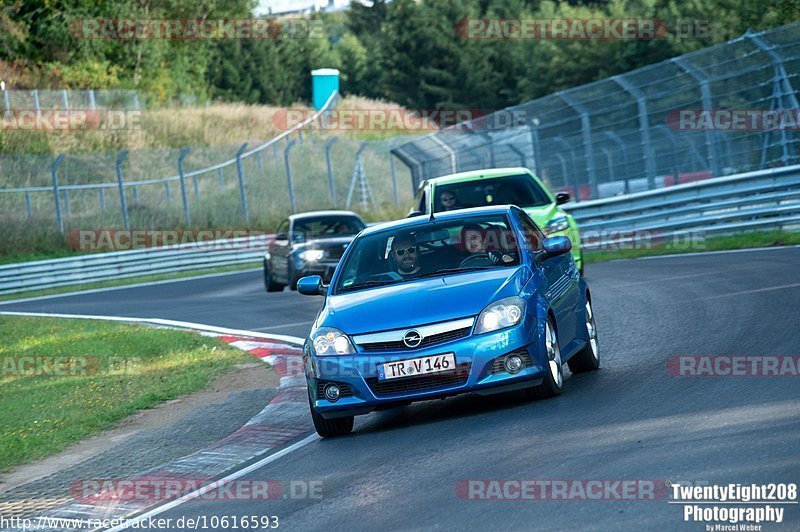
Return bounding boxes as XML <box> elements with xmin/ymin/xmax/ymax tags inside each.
<box><xmin>410</xmin><ymin>167</ymin><xmax>583</xmax><ymax>274</ymax></box>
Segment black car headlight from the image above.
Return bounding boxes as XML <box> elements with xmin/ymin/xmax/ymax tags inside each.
<box><xmin>311</xmin><ymin>327</ymin><xmax>356</xmax><ymax>356</ymax></box>
<box><xmin>299</xmin><ymin>250</ymin><xmax>324</xmax><ymax>262</ymax></box>
<box><xmin>474</xmin><ymin>296</ymin><xmax>526</xmax><ymax>334</ymax></box>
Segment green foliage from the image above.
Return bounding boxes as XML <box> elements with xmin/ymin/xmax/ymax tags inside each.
<box><xmin>0</xmin><ymin>0</ymin><xmax>797</xmax><ymax>110</ymax></box>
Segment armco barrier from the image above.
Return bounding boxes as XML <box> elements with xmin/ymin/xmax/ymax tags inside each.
<box><xmin>565</xmin><ymin>164</ymin><xmax>800</xmax><ymax>249</ymax></box>
<box><xmin>0</xmin><ymin>235</ymin><xmax>271</xmax><ymax>295</ymax></box>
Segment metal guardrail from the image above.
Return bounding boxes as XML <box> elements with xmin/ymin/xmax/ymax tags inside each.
<box><xmin>0</xmin><ymin>236</ymin><xmax>270</xmax><ymax>295</ymax></box>
<box><xmin>566</xmin><ymin>164</ymin><xmax>800</xmax><ymax>249</ymax></box>
<box><xmin>2</xmin><ymin>165</ymin><xmax>799</xmax><ymax>295</ymax></box>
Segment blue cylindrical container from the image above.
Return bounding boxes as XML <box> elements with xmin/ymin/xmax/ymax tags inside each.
<box><xmin>311</xmin><ymin>68</ymin><xmax>340</xmax><ymax>110</ymax></box>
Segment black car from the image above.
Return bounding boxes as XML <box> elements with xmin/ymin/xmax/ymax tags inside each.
<box><xmin>263</xmin><ymin>211</ymin><xmax>366</xmax><ymax>292</ymax></box>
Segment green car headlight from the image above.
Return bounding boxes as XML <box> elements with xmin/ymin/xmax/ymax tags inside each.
<box><xmin>545</xmin><ymin>216</ymin><xmax>570</xmax><ymax>235</ymax></box>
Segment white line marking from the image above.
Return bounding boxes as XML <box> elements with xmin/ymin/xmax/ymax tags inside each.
<box><xmin>0</xmin><ymin>267</ymin><xmax>261</xmax><ymax>306</ymax></box>
<box><xmin>692</xmin><ymin>282</ymin><xmax>800</xmax><ymax>301</ymax></box>
<box><xmin>636</xmin><ymin>244</ymin><xmax>800</xmax><ymax>261</ymax></box>
<box><xmin>105</xmin><ymin>433</ymin><xmax>319</xmax><ymax>531</ymax></box>
<box><xmin>0</xmin><ymin>311</ymin><xmax>304</xmax><ymax>345</ymax></box>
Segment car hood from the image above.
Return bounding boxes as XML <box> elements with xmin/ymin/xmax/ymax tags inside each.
<box><xmin>319</xmin><ymin>266</ymin><xmax>532</xmax><ymax>335</ymax></box>
<box><xmin>294</xmin><ymin>236</ymin><xmax>354</xmax><ymax>251</ymax></box>
<box><xmin>523</xmin><ymin>202</ymin><xmax>563</xmax><ymax>227</ymax></box>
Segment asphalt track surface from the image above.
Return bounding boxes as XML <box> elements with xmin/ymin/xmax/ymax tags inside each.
<box><xmin>3</xmin><ymin>248</ymin><xmax>800</xmax><ymax>530</ymax></box>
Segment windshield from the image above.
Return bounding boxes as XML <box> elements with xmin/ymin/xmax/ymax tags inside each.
<box><xmin>434</xmin><ymin>174</ymin><xmax>552</xmax><ymax>213</ymax></box>
<box><xmin>335</xmin><ymin>214</ymin><xmax>525</xmax><ymax>294</ymax></box>
<box><xmin>292</xmin><ymin>216</ymin><xmax>365</xmax><ymax>241</ymax></box>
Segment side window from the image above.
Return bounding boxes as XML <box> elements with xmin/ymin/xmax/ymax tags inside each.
<box><xmin>276</xmin><ymin>219</ymin><xmax>289</xmax><ymax>239</ymax></box>
<box><xmin>417</xmin><ymin>189</ymin><xmax>428</xmax><ymax>213</ymax></box>
<box><xmin>518</xmin><ymin>212</ymin><xmax>545</xmax><ymax>253</ymax></box>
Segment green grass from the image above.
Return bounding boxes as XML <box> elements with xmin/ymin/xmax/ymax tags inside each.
<box><xmin>584</xmin><ymin>230</ymin><xmax>800</xmax><ymax>264</ymax></box>
<box><xmin>0</xmin><ymin>315</ymin><xmax>255</xmax><ymax>473</ymax></box>
<box><xmin>0</xmin><ymin>262</ymin><xmax>260</xmax><ymax>302</ymax></box>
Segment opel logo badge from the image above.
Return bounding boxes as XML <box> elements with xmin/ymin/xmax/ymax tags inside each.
<box><xmin>403</xmin><ymin>330</ymin><xmax>423</xmax><ymax>348</ymax></box>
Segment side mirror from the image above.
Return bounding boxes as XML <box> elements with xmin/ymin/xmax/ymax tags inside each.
<box><xmin>555</xmin><ymin>192</ymin><xmax>571</xmax><ymax>205</ymax></box>
<box><xmin>275</xmin><ymin>233</ymin><xmax>288</xmax><ymax>241</ymax></box>
<box><xmin>297</xmin><ymin>275</ymin><xmax>328</xmax><ymax>296</ymax></box>
<box><xmin>541</xmin><ymin>236</ymin><xmax>572</xmax><ymax>259</ymax></box>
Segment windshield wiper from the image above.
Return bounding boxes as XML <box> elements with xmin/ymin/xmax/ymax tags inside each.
<box><xmin>413</xmin><ymin>266</ymin><xmax>492</xmax><ymax>279</ymax></box>
<box><xmin>339</xmin><ymin>279</ymin><xmax>398</xmax><ymax>292</ymax></box>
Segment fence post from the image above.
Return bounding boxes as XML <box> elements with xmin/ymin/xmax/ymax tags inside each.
<box><xmin>165</xmin><ymin>182</ymin><xmax>172</xmax><ymax>205</ymax></box>
<box><xmin>526</xmin><ymin>118</ymin><xmax>542</xmax><ymax>178</ymax></box>
<box><xmin>284</xmin><ymin>139</ymin><xmax>297</xmax><ymax>213</ymax></box>
<box><xmin>669</xmin><ymin>59</ymin><xmax>721</xmax><ymax>177</ymax></box>
<box><xmin>256</xmin><ymin>151</ymin><xmax>264</xmax><ymax>176</ymax></box>
<box><xmin>235</xmin><ymin>143</ymin><xmax>250</xmax><ymax>223</ymax></box>
<box><xmin>325</xmin><ymin>136</ymin><xmax>338</xmax><ymax>205</ymax></box>
<box><xmin>50</xmin><ymin>154</ymin><xmax>65</xmax><ymax>234</ymax></box>
<box><xmin>217</xmin><ymin>167</ymin><xmax>225</xmax><ymax>190</ymax></box>
<box><xmin>98</xmin><ymin>188</ymin><xmax>105</xmax><ymax>211</ymax></box>
<box><xmin>389</xmin><ymin>143</ymin><xmax>399</xmax><ymax>206</ymax></box>
<box><xmin>558</xmin><ymin>92</ymin><xmax>598</xmax><ymax>199</ymax></box>
<box><xmin>116</xmin><ymin>150</ymin><xmax>130</xmax><ymax>231</ymax></box>
<box><xmin>88</xmin><ymin>90</ymin><xmax>96</xmax><ymax>110</ymax></box>
<box><xmin>178</xmin><ymin>147</ymin><xmax>192</xmax><ymax>225</ymax></box>
<box><xmin>32</xmin><ymin>89</ymin><xmax>40</xmax><ymax>115</ymax></box>
<box><xmin>192</xmin><ymin>175</ymin><xmax>200</xmax><ymax>200</ymax></box>
<box><xmin>25</xmin><ymin>192</ymin><xmax>32</xmax><ymax>219</ymax></box>
<box><xmin>2</xmin><ymin>87</ymin><xmax>9</xmax><ymax>112</ymax></box>
<box><xmin>61</xmin><ymin>89</ymin><xmax>69</xmax><ymax>110</ymax></box>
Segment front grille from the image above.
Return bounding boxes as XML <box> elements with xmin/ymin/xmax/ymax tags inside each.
<box><xmin>366</xmin><ymin>363</ymin><xmax>471</xmax><ymax>396</ymax></box>
<box><xmin>490</xmin><ymin>349</ymin><xmax>534</xmax><ymax>374</ymax></box>
<box><xmin>325</xmin><ymin>247</ymin><xmax>346</xmax><ymax>261</ymax></box>
<box><xmin>359</xmin><ymin>326</ymin><xmax>471</xmax><ymax>352</ymax></box>
<box><xmin>317</xmin><ymin>381</ymin><xmax>354</xmax><ymax>398</ymax></box>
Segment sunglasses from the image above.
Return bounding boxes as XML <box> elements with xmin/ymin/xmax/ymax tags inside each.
<box><xmin>393</xmin><ymin>246</ymin><xmax>417</xmax><ymax>256</ymax></box>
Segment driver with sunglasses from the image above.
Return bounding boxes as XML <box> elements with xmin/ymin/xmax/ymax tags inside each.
<box><xmin>389</xmin><ymin>234</ymin><xmax>423</xmax><ymax>277</ymax></box>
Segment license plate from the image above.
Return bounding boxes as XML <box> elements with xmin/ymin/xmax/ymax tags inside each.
<box><xmin>378</xmin><ymin>353</ymin><xmax>456</xmax><ymax>381</ymax></box>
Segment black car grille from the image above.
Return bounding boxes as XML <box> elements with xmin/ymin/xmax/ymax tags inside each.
<box><xmin>366</xmin><ymin>363</ymin><xmax>471</xmax><ymax>396</ymax></box>
<box><xmin>317</xmin><ymin>381</ymin><xmax>354</xmax><ymax>398</ymax></box>
<box><xmin>325</xmin><ymin>247</ymin><xmax>345</xmax><ymax>261</ymax></box>
<box><xmin>490</xmin><ymin>349</ymin><xmax>534</xmax><ymax>374</ymax></box>
<box><xmin>358</xmin><ymin>326</ymin><xmax>472</xmax><ymax>352</ymax></box>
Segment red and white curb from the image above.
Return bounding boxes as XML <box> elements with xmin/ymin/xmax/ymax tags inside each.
<box><xmin>0</xmin><ymin>312</ymin><xmax>316</xmax><ymax>532</ymax></box>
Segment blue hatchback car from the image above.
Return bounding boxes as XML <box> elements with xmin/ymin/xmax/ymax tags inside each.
<box><xmin>297</xmin><ymin>205</ymin><xmax>599</xmax><ymax>437</ymax></box>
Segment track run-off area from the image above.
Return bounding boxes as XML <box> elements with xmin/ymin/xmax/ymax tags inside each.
<box><xmin>1</xmin><ymin>247</ymin><xmax>799</xmax><ymax>530</ymax></box>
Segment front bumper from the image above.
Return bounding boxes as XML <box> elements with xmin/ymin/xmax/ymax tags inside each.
<box><xmin>306</xmin><ymin>322</ymin><xmax>547</xmax><ymax>419</ymax></box>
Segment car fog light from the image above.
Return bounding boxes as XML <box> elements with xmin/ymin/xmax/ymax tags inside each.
<box><xmin>323</xmin><ymin>384</ymin><xmax>341</xmax><ymax>402</ymax></box>
<box><xmin>504</xmin><ymin>354</ymin><xmax>523</xmax><ymax>374</ymax></box>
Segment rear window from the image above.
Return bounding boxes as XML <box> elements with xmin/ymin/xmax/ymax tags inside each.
<box><xmin>434</xmin><ymin>174</ymin><xmax>552</xmax><ymax>213</ymax></box>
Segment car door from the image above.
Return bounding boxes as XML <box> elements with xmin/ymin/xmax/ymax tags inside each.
<box><xmin>271</xmin><ymin>219</ymin><xmax>290</xmax><ymax>282</ymax></box>
<box><xmin>518</xmin><ymin>210</ymin><xmax>579</xmax><ymax>345</ymax></box>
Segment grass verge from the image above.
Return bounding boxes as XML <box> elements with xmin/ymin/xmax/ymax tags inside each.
<box><xmin>0</xmin><ymin>262</ymin><xmax>260</xmax><ymax>303</ymax></box>
<box><xmin>0</xmin><ymin>315</ymin><xmax>254</xmax><ymax>473</ymax></box>
<box><xmin>584</xmin><ymin>230</ymin><xmax>800</xmax><ymax>264</ymax></box>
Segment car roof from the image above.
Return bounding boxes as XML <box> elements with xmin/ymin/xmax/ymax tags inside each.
<box><xmin>424</xmin><ymin>167</ymin><xmax>533</xmax><ymax>188</ymax></box>
<box><xmin>288</xmin><ymin>210</ymin><xmax>362</xmax><ymax>222</ymax></box>
<box><xmin>360</xmin><ymin>205</ymin><xmax>518</xmax><ymax>237</ymax></box>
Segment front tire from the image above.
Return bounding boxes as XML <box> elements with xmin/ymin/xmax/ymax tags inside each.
<box><xmin>264</xmin><ymin>260</ymin><xmax>284</xmax><ymax>292</ymax></box>
<box><xmin>526</xmin><ymin>317</ymin><xmax>564</xmax><ymax>400</ymax></box>
<box><xmin>568</xmin><ymin>298</ymin><xmax>600</xmax><ymax>373</ymax></box>
<box><xmin>308</xmin><ymin>394</ymin><xmax>354</xmax><ymax>438</ymax></box>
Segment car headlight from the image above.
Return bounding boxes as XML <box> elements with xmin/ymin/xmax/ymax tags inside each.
<box><xmin>311</xmin><ymin>327</ymin><xmax>356</xmax><ymax>356</ymax></box>
<box><xmin>544</xmin><ymin>216</ymin><xmax>570</xmax><ymax>235</ymax></box>
<box><xmin>299</xmin><ymin>249</ymin><xmax>324</xmax><ymax>262</ymax></box>
<box><xmin>474</xmin><ymin>296</ymin><xmax>526</xmax><ymax>335</ymax></box>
